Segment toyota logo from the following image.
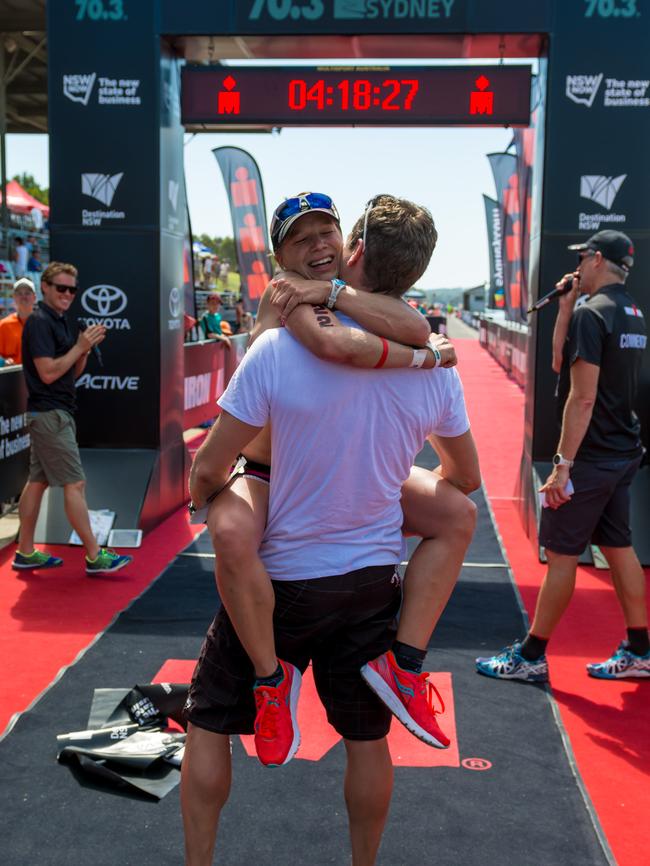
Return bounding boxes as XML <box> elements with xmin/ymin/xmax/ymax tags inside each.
<box><xmin>81</xmin><ymin>284</ymin><xmax>127</xmax><ymax>316</ymax></box>
<box><xmin>169</xmin><ymin>286</ymin><xmax>181</xmax><ymax>318</ymax></box>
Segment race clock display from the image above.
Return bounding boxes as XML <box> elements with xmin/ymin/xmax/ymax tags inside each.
<box><xmin>181</xmin><ymin>65</ymin><xmax>532</xmax><ymax>127</ymax></box>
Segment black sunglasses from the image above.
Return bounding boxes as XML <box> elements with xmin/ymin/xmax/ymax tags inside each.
<box><xmin>47</xmin><ymin>281</ymin><xmax>78</xmax><ymax>294</ymax></box>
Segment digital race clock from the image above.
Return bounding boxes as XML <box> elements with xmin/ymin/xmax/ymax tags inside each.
<box><xmin>181</xmin><ymin>65</ymin><xmax>532</xmax><ymax>128</ymax></box>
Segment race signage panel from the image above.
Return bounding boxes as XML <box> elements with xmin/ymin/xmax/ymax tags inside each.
<box><xmin>182</xmin><ymin>65</ymin><xmax>532</xmax><ymax>127</ymax></box>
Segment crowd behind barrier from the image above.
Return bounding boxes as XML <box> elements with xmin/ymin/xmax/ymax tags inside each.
<box><xmin>478</xmin><ymin>316</ymin><xmax>529</xmax><ymax>389</ymax></box>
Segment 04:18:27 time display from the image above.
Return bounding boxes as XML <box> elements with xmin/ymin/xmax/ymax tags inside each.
<box><xmin>288</xmin><ymin>79</ymin><xmax>420</xmax><ymax>112</ymax></box>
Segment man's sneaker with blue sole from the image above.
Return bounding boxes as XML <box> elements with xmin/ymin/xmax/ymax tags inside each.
<box><xmin>12</xmin><ymin>549</ymin><xmax>63</xmax><ymax>570</ymax></box>
<box><xmin>587</xmin><ymin>641</ymin><xmax>650</xmax><ymax>679</ymax></box>
<box><xmin>86</xmin><ymin>548</ymin><xmax>133</xmax><ymax>575</ymax></box>
<box><xmin>476</xmin><ymin>641</ymin><xmax>549</xmax><ymax>683</ymax></box>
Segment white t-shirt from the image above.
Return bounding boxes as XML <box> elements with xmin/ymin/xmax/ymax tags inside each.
<box><xmin>218</xmin><ymin>320</ymin><xmax>470</xmax><ymax>581</ymax></box>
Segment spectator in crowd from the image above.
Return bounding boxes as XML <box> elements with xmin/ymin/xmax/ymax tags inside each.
<box><xmin>14</xmin><ymin>237</ymin><xmax>28</xmax><ymax>278</ymax></box>
<box><xmin>202</xmin><ymin>255</ymin><xmax>214</xmax><ymax>289</ymax></box>
<box><xmin>12</xmin><ymin>261</ymin><xmax>133</xmax><ymax>575</ymax></box>
<box><xmin>239</xmin><ymin>311</ymin><xmax>254</xmax><ymax>334</ymax></box>
<box><xmin>28</xmin><ymin>247</ymin><xmax>42</xmax><ymax>273</ymax></box>
<box><xmin>0</xmin><ymin>278</ymin><xmax>37</xmax><ymax>366</ymax></box>
<box><xmin>234</xmin><ymin>295</ymin><xmax>245</xmax><ymax>332</ymax></box>
<box><xmin>219</xmin><ymin>259</ymin><xmax>230</xmax><ymax>288</ymax></box>
<box><xmin>199</xmin><ymin>293</ymin><xmax>231</xmax><ymax>348</ymax></box>
<box><xmin>476</xmin><ymin>230</ymin><xmax>648</xmax><ymax>682</ymax></box>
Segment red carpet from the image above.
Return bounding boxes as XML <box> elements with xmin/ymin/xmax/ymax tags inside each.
<box><xmin>457</xmin><ymin>337</ymin><xmax>650</xmax><ymax>866</ymax></box>
<box><xmin>0</xmin><ymin>507</ymin><xmax>204</xmax><ymax>737</ymax></box>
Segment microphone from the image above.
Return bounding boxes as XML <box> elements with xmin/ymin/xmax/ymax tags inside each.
<box><xmin>527</xmin><ymin>277</ymin><xmax>574</xmax><ymax>314</ymax></box>
<box><xmin>77</xmin><ymin>320</ymin><xmax>104</xmax><ymax>368</ymax></box>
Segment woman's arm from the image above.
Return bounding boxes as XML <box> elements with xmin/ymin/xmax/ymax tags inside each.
<box><xmin>271</xmin><ymin>274</ymin><xmax>431</xmax><ymax>347</ymax></box>
<box><xmin>284</xmin><ymin>303</ymin><xmax>450</xmax><ymax>370</ymax></box>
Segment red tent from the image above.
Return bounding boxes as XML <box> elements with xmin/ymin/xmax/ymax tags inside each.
<box><xmin>0</xmin><ymin>179</ymin><xmax>50</xmax><ymax>217</ymax></box>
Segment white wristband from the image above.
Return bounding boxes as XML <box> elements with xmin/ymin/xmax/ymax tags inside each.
<box><xmin>410</xmin><ymin>348</ymin><xmax>428</xmax><ymax>368</ymax></box>
<box><xmin>327</xmin><ymin>279</ymin><xmax>346</xmax><ymax>310</ymax></box>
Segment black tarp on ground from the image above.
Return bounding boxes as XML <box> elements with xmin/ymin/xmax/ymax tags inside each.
<box><xmin>0</xmin><ymin>478</ymin><xmax>612</xmax><ymax>865</ymax></box>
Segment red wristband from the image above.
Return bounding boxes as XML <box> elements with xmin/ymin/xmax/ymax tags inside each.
<box><xmin>374</xmin><ymin>337</ymin><xmax>389</xmax><ymax>369</ymax></box>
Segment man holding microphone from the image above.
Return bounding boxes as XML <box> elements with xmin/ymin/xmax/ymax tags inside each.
<box><xmin>477</xmin><ymin>230</ymin><xmax>649</xmax><ymax>681</ymax></box>
<box><xmin>12</xmin><ymin>262</ymin><xmax>132</xmax><ymax>575</ymax></box>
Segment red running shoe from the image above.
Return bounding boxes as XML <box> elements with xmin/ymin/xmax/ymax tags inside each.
<box><xmin>253</xmin><ymin>660</ymin><xmax>302</xmax><ymax>767</ymax></box>
<box><xmin>361</xmin><ymin>650</ymin><xmax>450</xmax><ymax>748</ymax></box>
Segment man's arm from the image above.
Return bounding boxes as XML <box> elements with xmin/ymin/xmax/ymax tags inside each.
<box><xmin>551</xmin><ymin>275</ymin><xmax>580</xmax><ymax>373</ymax></box>
<box><xmin>540</xmin><ymin>358</ymin><xmax>599</xmax><ymax>508</ymax></box>
<box><xmin>427</xmin><ymin>430</ymin><xmax>481</xmax><ymax>495</ymax></box>
<box><xmin>33</xmin><ymin>325</ymin><xmax>105</xmax><ymax>385</ymax></box>
<box><xmin>189</xmin><ymin>410</ymin><xmax>263</xmax><ymax>508</ymax></box>
<box><xmin>284</xmin><ymin>303</ymin><xmax>454</xmax><ymax>369</ymax></box>
<box><xmin>271</xmin><ymin>274</ymin><xmax>431</xmax><ymax>347</ymax></box>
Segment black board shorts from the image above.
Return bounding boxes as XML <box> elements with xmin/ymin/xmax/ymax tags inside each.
<box><xmin>184</xmin><ymin>563</ymin><xmax>401</xmax><ymax>741</ymax></box>
<box><xmin>539</xmin><ymin>455</ymin><xmax>642</xmax><ymax>556</ymax></box>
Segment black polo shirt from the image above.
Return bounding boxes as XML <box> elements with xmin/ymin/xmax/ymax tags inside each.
<box><xmin>21</xmin><ymin>301</ymin><xmax>78</xmax><ymax>414</ymax></box>
<box><xmin>557</xmin><ymin>283</ymin><xmax>647</xmax><ymax>461</ymax></box>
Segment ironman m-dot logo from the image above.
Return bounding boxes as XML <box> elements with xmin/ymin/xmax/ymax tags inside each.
<box><xmin>80</xmin><ymin>284</ymin><xmax>131</xmax><ymax>329</ymax></box>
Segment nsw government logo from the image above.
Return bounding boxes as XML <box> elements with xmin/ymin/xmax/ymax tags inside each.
<box><xmin>63</xmin><ymin>73</ymin><xmax>141</xmax><ymax>107</ymax></box>
<box><xmin>168</xmin><ymin>286</ymin><xmax>182</xmax><ymax>331</ymax></box>
<box><xmin>80</xmin><ymin>285</ymin><xmax>131</xmax><ymax>330</ymax></box>
<box><xmin>565</xmin><ymin>74</ymin><xmax>603</xmax><ymax>108</ymax></box>
<box><xmin>63</xmin><ymin>73</ymin><xmax>96</xmax><ymax>105</ymax></box>
<box><xmin>81</xmin><ymin>173</ymin><xmax>125</xmax><ymax>226</ymax></box>
<box><xmin>578</xmin><ymin>175</ymin><xmax>627</xmax><ymax>231</ymax></box>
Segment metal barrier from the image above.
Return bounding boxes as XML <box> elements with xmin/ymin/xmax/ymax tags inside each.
<box><xmin>478</xmin><ymin>317</ymin><xmax>529</xmax><ymax>388</ymax></box>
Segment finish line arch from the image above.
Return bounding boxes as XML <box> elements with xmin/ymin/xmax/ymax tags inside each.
<box><xmin>45</xmin><ymin>1</ymin><xmax>649</xmax><ymax>562</ymax></box>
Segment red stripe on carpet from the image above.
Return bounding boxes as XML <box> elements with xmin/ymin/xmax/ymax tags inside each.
<box><xmin>0</xmin><ymin>508</ymin><xmax>204</xmax><ymax>737</ymax></box>
<box><xmin>457</xmin><ymin>337</ymin><xmax>650</xmax><ymax>866</ymax></box>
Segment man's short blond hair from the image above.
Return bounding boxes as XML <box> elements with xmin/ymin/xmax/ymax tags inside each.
<box><xmin>41</xmin><ymin>262</ymin><xmax>78</xmax><ymax>285</ymax></box>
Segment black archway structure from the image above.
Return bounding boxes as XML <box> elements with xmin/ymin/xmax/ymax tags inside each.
<box><xmin>44</xmin><ymin>1</ymin><xmax>649</xmax><ymax>558</ymax></box>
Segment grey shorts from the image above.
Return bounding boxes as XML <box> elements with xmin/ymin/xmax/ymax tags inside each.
<box><xmin>27</xmin><ymin>409</ymin><xmax>85</xmax><ymax>487</ymax></box>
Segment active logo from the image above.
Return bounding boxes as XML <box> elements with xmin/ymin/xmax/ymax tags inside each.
<box><xmin>565</xmin><ymin>74</ymin><xmax>603</xmax><ymax>107</ymax></box>
<box><xmin>80</xmin><ymin>285</ymin><xmax>131</xmax><ymax>330</ymax></box>
<box><xmin>76</xmin><ymin>374</ymin><xmax>140</xmax><ymax>391</ymax></box>
<box><xmin>168</xmin><ymin>286</ymin><xmax>182</xmax><ymax>330</ymax></box>
<box><xmin>578</xmin><ymin>175</ymin><xmax>627</xmax><ymax>231</ymax></box>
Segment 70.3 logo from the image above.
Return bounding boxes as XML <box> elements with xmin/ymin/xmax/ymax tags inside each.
<box><xmin>249</xmin><ymin>0</ymin><xmax>324</xmax><ymax>20</ymax></box>
<box><xmin>584</xmin><ymin>0</ymin><xmax>640</xmax><ymax>16</ymax></box>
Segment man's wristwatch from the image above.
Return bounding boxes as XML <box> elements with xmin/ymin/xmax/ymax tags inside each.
<box><xmin>327</xmin><ymin>279</ymin><xmax>346</xmax><ymax>310</ymax></box>
<box><xmin>552</xmin><ymin>453</ymin><xmax>574</xmax><ymax>468</ymax></box>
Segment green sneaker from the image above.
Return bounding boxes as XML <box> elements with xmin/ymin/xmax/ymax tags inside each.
<box><xmin>13</xmin><ymin>549</ymin><xmax>64</xmax><ymax>570</ymax></box>
<box><xmin>86</xmin><ymin>548</ymin><xmax>133</xmax><ymax>575</ymax></box>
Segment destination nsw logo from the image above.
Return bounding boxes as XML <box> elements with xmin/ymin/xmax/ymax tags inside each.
<box><xmin>81</xmin><ymin>173</ymin><xmax>125</xmax><ymax>226</ymax></box>
<box><xmin>578</xmin><ymin>174</ymin><xmax>627</xmax><ymax>231</ymax></box>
